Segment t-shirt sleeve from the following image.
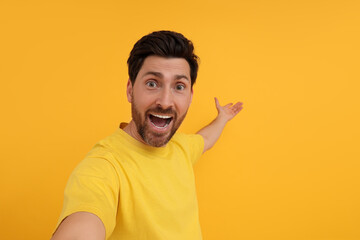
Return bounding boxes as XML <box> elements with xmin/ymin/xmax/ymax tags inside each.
<box><xmin>55</xmin><ymin>156</ymin><xmax>119</xmax><ymax>239</ymax></box>
<box><xmin>186</xmin><ymin>134</ymin><xmax>204</xmax><ymax>165</ymax></box>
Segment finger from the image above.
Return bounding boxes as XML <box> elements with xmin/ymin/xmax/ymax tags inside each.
<box><xmin>233</xmin><ymin>102</ymin><xmax>243</xmax><ymax>106</ymax></box>
<box><xmin>232</xmin><ymin>102</ymin><xmax>243</xmax><ymax>113</ymax></box>
<box><xmin>214</xmin><ymin>97</ymin><xmax>220</xmax><ymax>109</ymax></box>
<box><xmin>231</xmin><ymin>102</ymin><xmax>241</xmax><ymax>110</ymax></box>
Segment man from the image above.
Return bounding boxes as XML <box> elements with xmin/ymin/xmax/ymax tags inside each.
<box><xmin>52</xmin><ymin>30</ymin><xmax>243</xmax><ymax>240</ymax></box>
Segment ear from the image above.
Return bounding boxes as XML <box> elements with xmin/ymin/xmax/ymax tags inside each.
<box><xmin>190</xmin><ymin>88</ymin><xmax>194</xmax><ymax>103</ymax></box>
<box><xmin>126</xmin><ymin>79</ymin><xmax>133</xmax><ymax>103</ymax></box>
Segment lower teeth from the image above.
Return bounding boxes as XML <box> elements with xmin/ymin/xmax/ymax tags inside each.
<box><xmin>151</xmin><ymin>122</ymin><xmax>169</xmax><ymax>129</ymax></box>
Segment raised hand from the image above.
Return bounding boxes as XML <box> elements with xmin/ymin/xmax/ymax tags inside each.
<box><xmin>215</xmin><ymin>97</ymin><xmax>243</xmax><ymax>122</ymax></box>
<box><xmin>197</xmin><ymin>97</ymin><xmax>244</xmax><ymax>152</ymax></box>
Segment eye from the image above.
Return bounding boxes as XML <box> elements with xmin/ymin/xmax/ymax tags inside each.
<box><xmin>146</xmin><ymin>80</ymin><xmax>157</xmax><ymax>88</ymax></box>
<box><xmin>175</xmin><ymin>83</ymin><xmax>185</xmax><ymax>91</ymax></box>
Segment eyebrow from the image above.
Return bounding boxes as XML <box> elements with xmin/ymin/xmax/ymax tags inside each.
<box><xmin>144</xmin><ymin>71</ymin><xmax>190</xmax><ymax>82</ymax></box>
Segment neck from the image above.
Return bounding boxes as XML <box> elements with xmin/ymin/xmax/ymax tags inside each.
<box><xmin>122</xmin><ymin>120</ymin><xmax>147</xmax><ymax>145</ymax></box>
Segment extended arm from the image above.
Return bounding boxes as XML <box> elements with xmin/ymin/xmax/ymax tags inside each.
<box><xmin>197</xmin><ymin>97</ymin><xmax>243</xmax><ymax>153</ymax></box>
<box><xmin>51</xmin><ymin>212</ymin><xmax>105</xmax><ymax>240</ymax></box>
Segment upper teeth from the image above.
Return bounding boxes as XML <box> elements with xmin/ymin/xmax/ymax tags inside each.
<box><xmin>152</xmin><ymin>114</ymin><xmax>171</xmax><ymax>119</ymax></box>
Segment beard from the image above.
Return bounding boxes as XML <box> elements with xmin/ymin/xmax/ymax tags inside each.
<box><xmin>131</xmin><ymin>100</ymin><xmax>187</xmax><ymax>147</ymax></box>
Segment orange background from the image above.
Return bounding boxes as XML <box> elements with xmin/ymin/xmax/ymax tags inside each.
<box><xmin>1</xmin><ymin>0</ymin><xmax>359</xmax><ymax>239</ymax></box>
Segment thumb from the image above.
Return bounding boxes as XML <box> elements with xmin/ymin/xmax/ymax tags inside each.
<box><xmin>214</xmin><ymin>97</ymin><xmax>221</xmax><ymax>109</ymax></box>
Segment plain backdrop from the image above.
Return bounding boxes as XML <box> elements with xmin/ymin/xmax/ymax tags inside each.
<box><xmin>1</xmin><ymin>0</ymin><xmax>359</xmax><ymax>239</ymax></box>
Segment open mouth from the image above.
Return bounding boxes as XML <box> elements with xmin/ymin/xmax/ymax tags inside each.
<box><xmin>149</xmin><ymin>114</ymin><xmax>173</xmax><ymax>129</ymax></box>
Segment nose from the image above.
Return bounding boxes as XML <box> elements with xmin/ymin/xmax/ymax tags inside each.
<box><xmin>156</xmin><ymin>87</ymin><xmax>174</xmax><ymax>109</ymax></box>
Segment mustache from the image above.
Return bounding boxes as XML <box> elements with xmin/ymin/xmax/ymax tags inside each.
<box><xmin>147</xmin><ymin>106</ymin><xmax>176</xmax><ymax>116</ymax></box>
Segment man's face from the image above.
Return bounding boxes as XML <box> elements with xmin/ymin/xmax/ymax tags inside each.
<box><xmin>127</xmin><ymin>55</ymin><xmax>193</xmax><ymax>147</ymax></box>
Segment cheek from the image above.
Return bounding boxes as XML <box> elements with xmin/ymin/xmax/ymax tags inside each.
<box><xmin>176</xmin><ymin>96</ymin><xmax>192</xmax><ymax>114</ymax></box>
<box><xmin>133</xmin><ymin>93</ymin><xmax>154</xmax><ymax>110</ymax></box>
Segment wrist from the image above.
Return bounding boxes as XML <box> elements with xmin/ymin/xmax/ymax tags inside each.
<box><xmin>216</xmin><ymin>114</ymin><xmax>229</xmax><ymax>125</ymax></box>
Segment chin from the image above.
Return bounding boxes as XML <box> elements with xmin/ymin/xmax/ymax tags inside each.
<box><xmin>143</xmin><ymin>130</ymin><xmax>174</xmax><ymax>147</ymax></box>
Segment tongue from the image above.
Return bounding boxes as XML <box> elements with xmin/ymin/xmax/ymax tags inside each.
<box><xmin>150</xmin><ymin>115</ymin><xmax>168</xmax><ymax>127</ymax></box>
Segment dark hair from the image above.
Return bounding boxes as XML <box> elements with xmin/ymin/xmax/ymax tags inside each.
<box><xmin>127</xmin><ymin>30</ymin><xmax>199</xmax><ymax>87</ymax></box>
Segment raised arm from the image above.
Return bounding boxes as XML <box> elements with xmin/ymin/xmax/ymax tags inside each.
<box><xmin>197</xmin><ymin>97</ymin><xmax>243</xmax><ymax>153</ymax></box>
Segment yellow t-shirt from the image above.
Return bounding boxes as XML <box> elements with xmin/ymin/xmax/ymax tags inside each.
<box><xmin>56</xmin><ymin>128</ymin><xmax>204</xmax><ymax>240</ymax></box>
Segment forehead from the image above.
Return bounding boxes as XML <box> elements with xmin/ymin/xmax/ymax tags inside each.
<box><xmin>138</xmin><ymin>56</ymin><xmax>191</xmax><ymax>79</ymax></box>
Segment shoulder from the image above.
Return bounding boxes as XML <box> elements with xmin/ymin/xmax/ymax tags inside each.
<box><xmin>83</xmin><ymin>129</ymin><xmax>130</xmax><ymax>165</ymax></box>
<box><xmin>170</xmin><ymin>133</ymin><xmax>204</xmax><ymax>163</ymax></box>
<box><xmin>171</xmin><ymin>132</ymin><xmax>204</xmax><ymax>146</ymax></box>
<box><xmin>71</xmin><ymin>135</ymin><xmax>120</xmax><ymax>181</ymax></box>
